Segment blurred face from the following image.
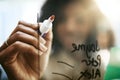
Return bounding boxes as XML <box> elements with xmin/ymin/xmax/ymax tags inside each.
<box><xmin>56</xmin><ymin>2</ymin><xmax>94</xmax><ymax>50</ymax></box>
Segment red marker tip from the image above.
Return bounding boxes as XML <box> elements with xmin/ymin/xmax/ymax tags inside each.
<box><xmin>49</xmin><ymin>15</ymin><xmax>55</xmax><ymax>22</ymax></box>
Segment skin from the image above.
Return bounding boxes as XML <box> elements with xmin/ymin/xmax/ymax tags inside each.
<box><xmin>0</xmin><ymin>21</ymin><xmax>53</xmax><ymax>80</ymax></box>
<box><xmin>56</xmin><ymin>3</ymin><xmax>94</xmax><ymax>50</ymax></box>
<box><xmin>0</xmin><ymin>2</ymin><xmax>104</xmax><ymax>80</ymax></box>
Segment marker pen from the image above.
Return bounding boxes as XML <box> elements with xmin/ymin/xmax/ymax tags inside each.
<box><xmin>38</xmin><ymin>15</ymin><xmax>55</xmax><ymax>36</ymax></box>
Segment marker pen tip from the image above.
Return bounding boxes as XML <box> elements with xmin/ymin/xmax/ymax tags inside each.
<box><xmin>49</xmin><ymin>15</ymin><xmax>55</xmax><ymax>22</ymax></box>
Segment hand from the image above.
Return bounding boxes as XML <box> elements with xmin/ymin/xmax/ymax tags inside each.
<box><xmin>0</xmin><ymin>21</ymin><xmax>53</xmax><ymax>80</ymax></box>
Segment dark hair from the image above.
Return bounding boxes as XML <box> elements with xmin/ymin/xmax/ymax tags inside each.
<box><xmin>39</xmin><ymin>1</ymin><xmax>114</xmax><ymax>79</ymax></box>
<box><xmin>38</xmin><ymin>0</ymin><xmax>111</xmax><ymax>53</ymax></box>
<box><xmin>39</xmin><ymin>0</ymin><xmax>72</xmax><ymax>52</ymax></box>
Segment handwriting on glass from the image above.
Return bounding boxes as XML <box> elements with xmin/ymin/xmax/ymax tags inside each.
<box><xmin>52</xmin><ymin>40</ymin><xmax>101</xmax><ymax>80</ymax></box>
<box><xmin>79</xmin><ymin>54</ymin><xmax>101</xmax><ymax>80</ymax></box>
<box><xmin>71</xmin><ymin>40</ymin><xmax>100</xmax><ymax>58</ymax></box>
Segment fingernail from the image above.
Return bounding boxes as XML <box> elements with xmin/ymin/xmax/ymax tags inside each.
<box><xmin>39</xmin><ymin>36</ymin><xmax>46</xmax><ymax>44</ymax></box>
<box><xmin>39</xmin><ymin>52</ymin><xmax>43</xmax><ymax>55</ymax></box>
<box><xmin>40</xmin><ymin>43</ymin><xmax>47</xmax><ymax>52</ymax></box>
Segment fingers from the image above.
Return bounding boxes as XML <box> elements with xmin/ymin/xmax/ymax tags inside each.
<box><xmin>10</xmin><ymin>21</ymin><xmax>38</xmax><ymax>37</ymax></box>
<box><xmin>10</xmin><ymin>24</ymin><xmax>38</xmax><ymax>38</ymax></box>
<box><xmin>0</xmin><ymin>21</ymin><xmax>46</xmax><ymax>51</ymax></box>
<box><xmin>44</xmin><ymin>28</ymin><xmax>53</xmax><ymax>42</ymax></box>
<box><xmin>0</xmin><ymin>41</ymin><xmax>39</xmax><ymax>64</ymax></box>
<box><xmin>40</xmin><ymin>43</ymin><xmax>47</xmax><ymax>52</ymax></box>
<box><xmin>40</xmin><ymin>36</ymin><xmax>46</xmax><ymax>45</ymax></box>
<box><xmin>9</xmin><ymin>31</ymin><xmax>47</xmax><ymax>52</ymax></box>
<box><xmin>8</xmin><ymin>31</ymin><xmax>39</xmax><ymax>50</ymax></box>
<box><xmin>18</xmin><ymin>21</ymin><xmax>38</xmax><ymax>30</ymax></box>
<box><xmin>43</xmin><ymin>29</ymin><xmax>53</xmax><ymax>47</ymax></box>
<box><xmin>0</xmin><ymin>20</ymin><xmax>51</xmax><ymax>56</ymax></box>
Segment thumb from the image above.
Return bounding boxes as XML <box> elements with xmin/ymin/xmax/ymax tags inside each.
<box><xmin>43</xmin><ymin>28</ymin><xmax>53</xmax><ymax>47</ymax></box>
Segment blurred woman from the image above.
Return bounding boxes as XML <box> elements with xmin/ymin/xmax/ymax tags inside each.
<box><xmin>39</xmin><ymin>0</ymin><xmax>113</xmax><ymax>80</ymax></box>
<box><xmin>0</xmin><ymin>0</ymin><xmax>113</xmax><ymax>80</ymax></box>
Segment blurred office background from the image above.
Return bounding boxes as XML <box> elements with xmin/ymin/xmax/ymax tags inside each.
<box><xmin>93</xmin><ymin>0</ymin><xmax>120</xmax><ymax>79</ymax></box>
<box><xmin>0</xmin><ymin>0</ymin><xmax>120</xmax><ymax>80</ymax></box>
